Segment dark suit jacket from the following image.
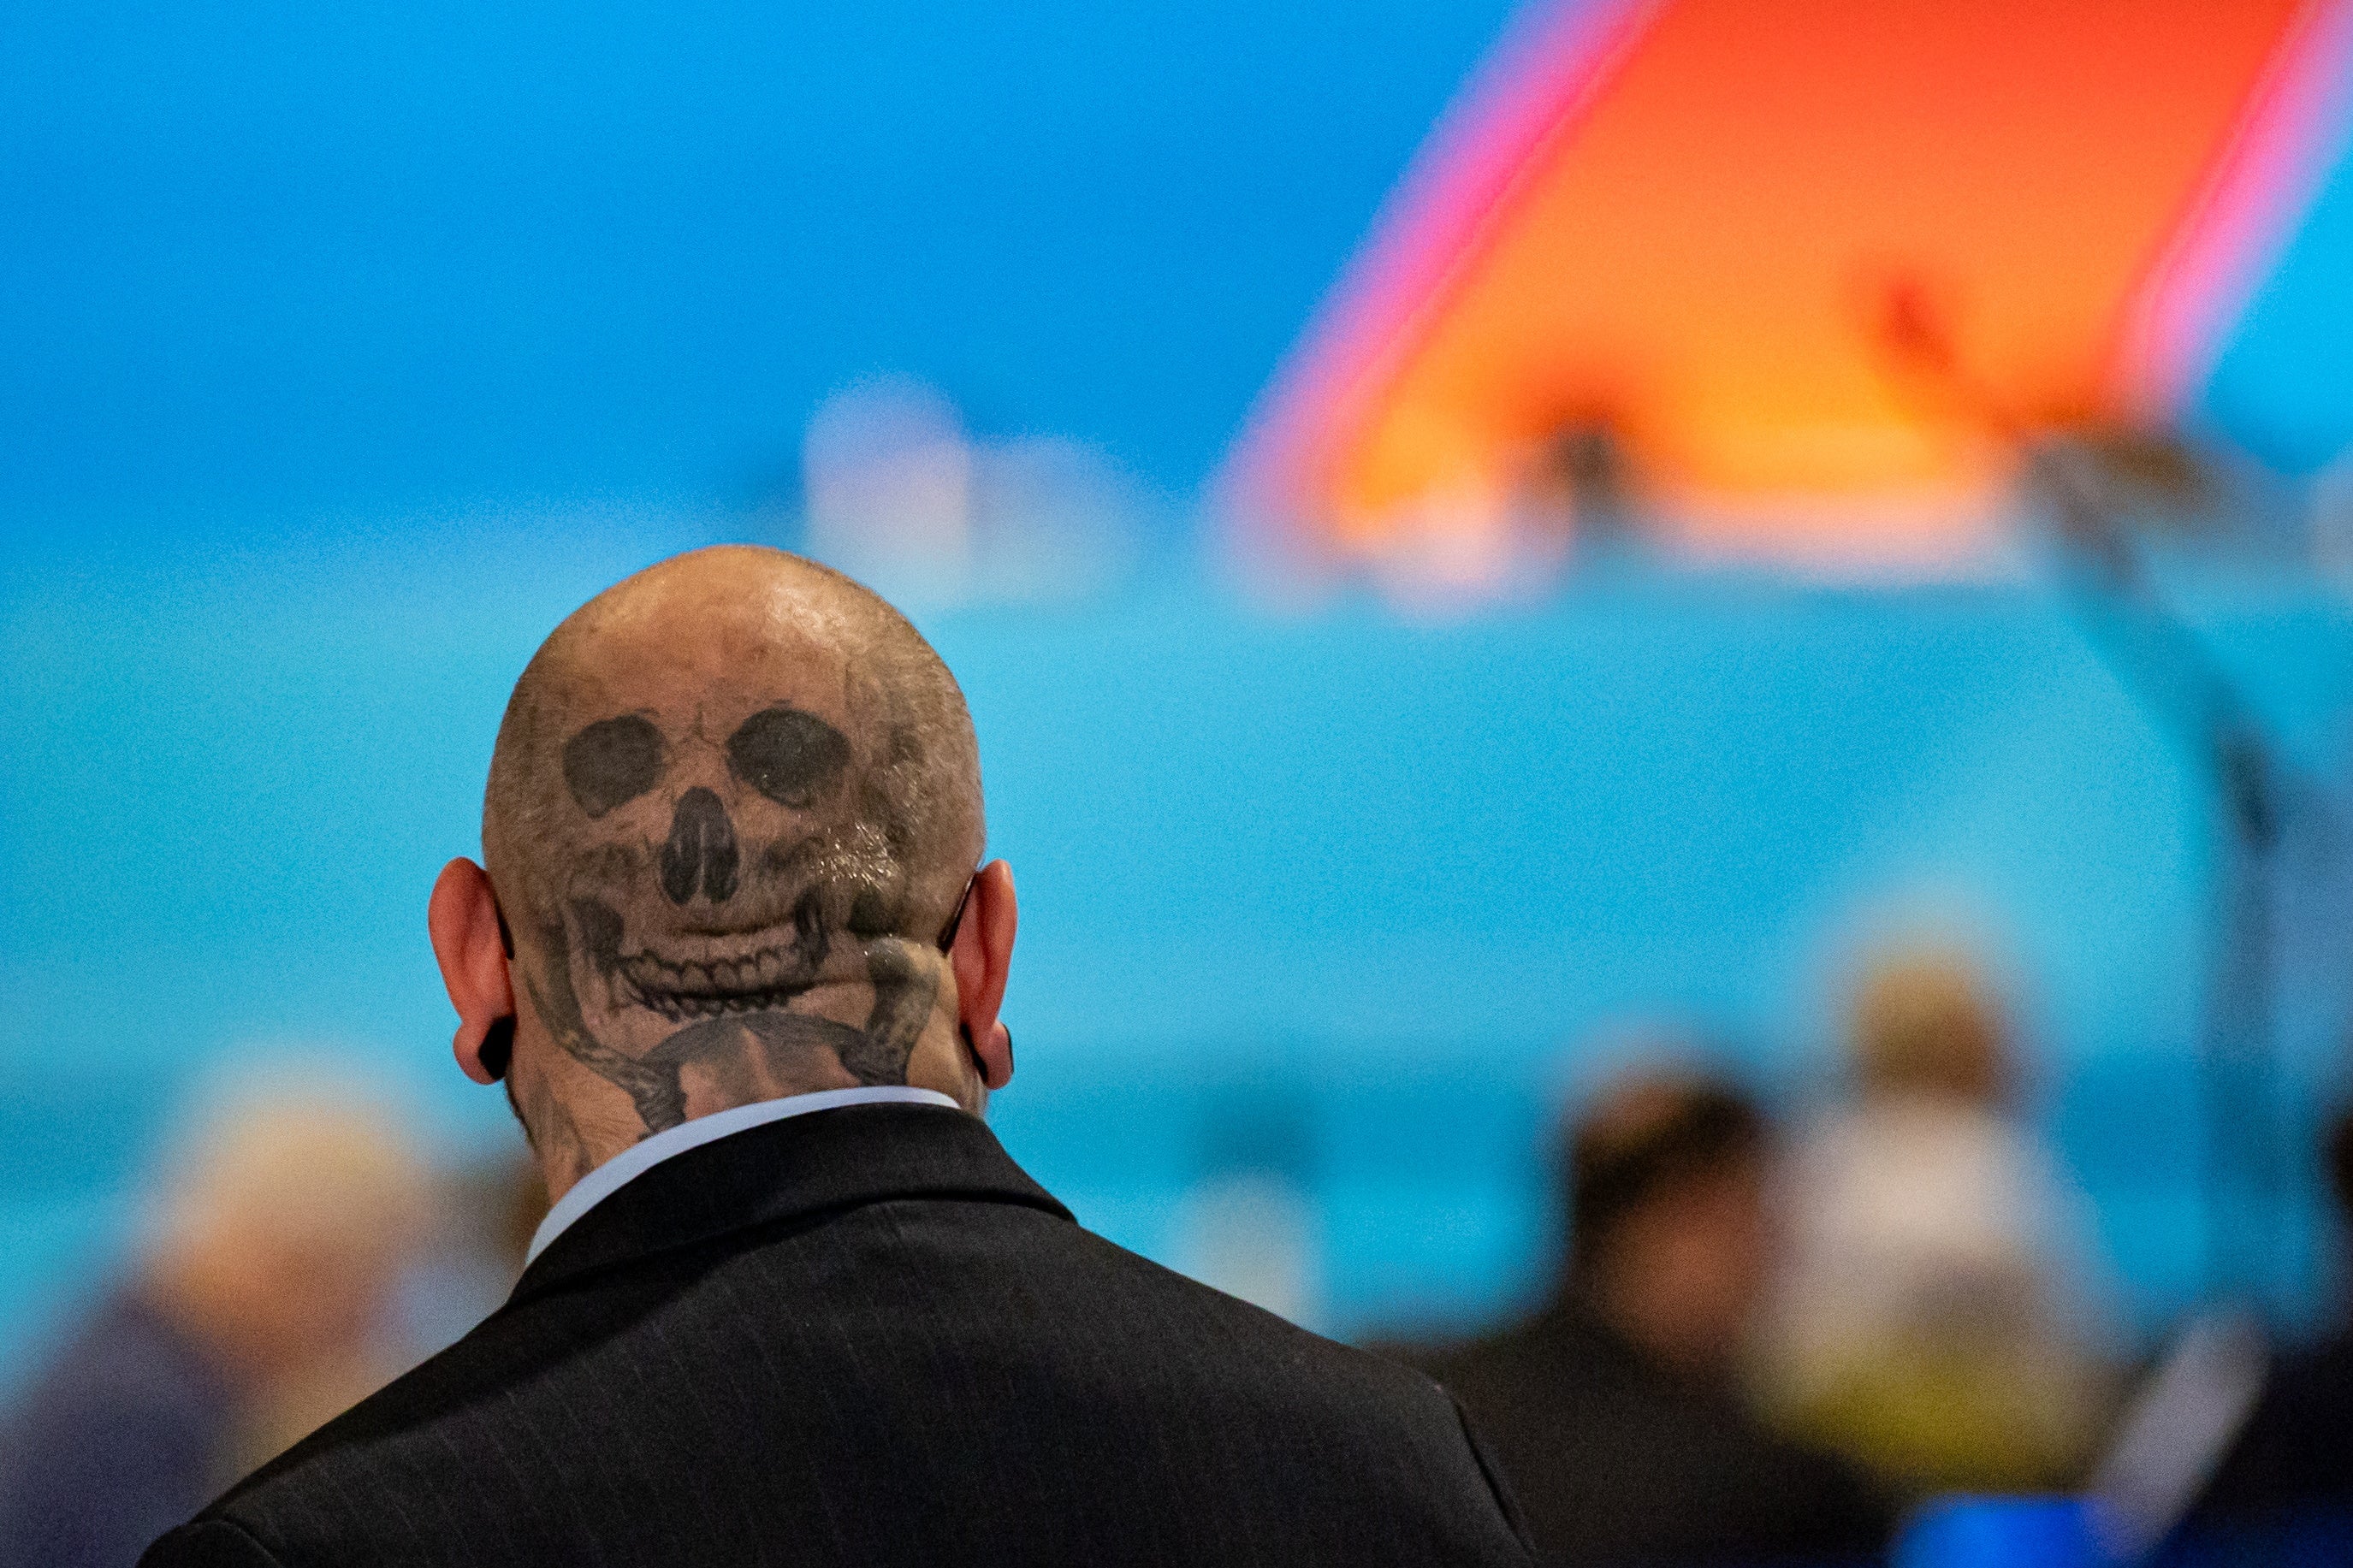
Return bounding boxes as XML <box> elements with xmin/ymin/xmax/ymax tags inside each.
<box><xmin>143</xmin><ymin>1103</ymin><xmax>1534</xmax><ymax>1567</ymax></box>
<box><xmin>2195</xmin><ymin>1328</ymin><xmax>2353</xmax><ymax>1521</ymax></box>
<box><xmin>2170</xmin><ymin>1328</ymin><xmax>2353</xmax><ymax>1561</ymax></box>
<box><xmin>1416</xmin><ymin>1300</ymin><xmax>1892</xmax><ymax>1568</ymax></box>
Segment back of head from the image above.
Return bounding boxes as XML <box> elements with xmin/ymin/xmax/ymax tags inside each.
<box><xmin>1850</xmin><ymin>948</ymin><xmax>2008</xmax><ymax>1106</ymax></box>
<box><xmin>1564</xmin><ymin>1071</ymin><xmax>1772</xmax><ymax>1379</ymax></box>
<box><xmin>148</xmin><ymin>1075</ymin><xmax>430</xmax><ymax>1378</ymax></box>
<box><xmin>1568</xmin><ymin>1074</ymin><xmax>1766</xmax><ymax>1275</ymax></box>
<box><xmin>156</xmin><ymin>1080</ymin><xmax>428</xmax><ymax>1262</ymax></box>
<box><xmin>483</xmin><ymin>547</ymin><xmax>985</xmax><ymax>1157</ymax></box>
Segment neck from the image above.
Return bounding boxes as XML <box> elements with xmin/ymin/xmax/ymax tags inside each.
<box><xmin>515</xmin><ymin>1003</ymin><xmax>981</xmax><ymax>1208</ymax></box>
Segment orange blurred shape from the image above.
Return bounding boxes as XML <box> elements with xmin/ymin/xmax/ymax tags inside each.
<box><xmin>1239</xmin><ymin>0</ymin><xmax>2323</xmax><ymax>570</ymax></box>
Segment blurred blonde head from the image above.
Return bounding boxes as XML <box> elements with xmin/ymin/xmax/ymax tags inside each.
<box><xmin>1849</xmin><ymin>949</ymin><xmax>2007</xmax><ymax>1106</ymax></box>
<box><xmin>146</xmin><ymin>1074</ymin><xmax>432</xmax><ymax>1385</ymax></box>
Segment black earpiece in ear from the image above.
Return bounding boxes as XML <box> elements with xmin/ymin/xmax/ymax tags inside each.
<box><xmin>483</xmin><ymin>897</ymin><xmax>518</xmax><ymax>1081</ymax></box>
<box><xmin>481</xmin><ymin>1015</ymin><xmax>516</xmax><ymax>1082</ymax></box>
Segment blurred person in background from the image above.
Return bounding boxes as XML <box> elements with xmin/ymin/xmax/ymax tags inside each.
<box><xmin>392</xmin><ymin>1153</ymin><xmax>552</xmax><ymax>1361</ymax></box>
<box><xmin>0</xmin><ymin>1081</ymin><xmax>430</xmax><ymax>1568</ymax></box>
<box><xmin>143</xmin><ymin>546</ymin><xmax>1537</xmax><ymax>1567</ymax></box>
<box><xmin>1766</xmin><ymin>948</ymin><xmax>2116</xmax><ymax>1495</ymax></box>
<box><xmin>1414</xmin><ymin>1071</ymin><xmax>1894</xmax><ymax>1567</ymax></box>
<box><xmin>2183</xmin><ymin>1104</ymin><xmax>2353</xmax><ymax>1539</ymax></box>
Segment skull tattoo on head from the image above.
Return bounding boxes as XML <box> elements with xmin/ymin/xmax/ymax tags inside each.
<box><xmin>517</xmin><ymin>685</ymin><xmax>944</xmax><ymax>1134</ymax></box>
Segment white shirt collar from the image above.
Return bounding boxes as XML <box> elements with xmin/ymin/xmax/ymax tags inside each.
<box><xmin>524</xmin><ymin>1086</ymin><xmax>963</xmax><ymax>1266</ymax></box>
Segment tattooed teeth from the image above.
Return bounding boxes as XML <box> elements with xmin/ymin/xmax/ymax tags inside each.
<box><xmin>616</xmin><ymin>941</ymin><xmax>815</xmax><ymax>1021</ymax></box>
<box><xmin>636</xmin><ymin>985</ymin><xmax>806</xmax><ymax>1022</ymax></box>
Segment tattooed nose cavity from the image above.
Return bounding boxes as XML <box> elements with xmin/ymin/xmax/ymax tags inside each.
<box><xmin>660</xmin><ymin>787</ymin><xmax>739</xmax><ymax>904</ymax></box>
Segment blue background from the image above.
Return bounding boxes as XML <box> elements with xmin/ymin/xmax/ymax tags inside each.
<box><xmin>6</xmin><ymin>0</ymin><xmax>2353</xmax><ymax>1361</ymax></box>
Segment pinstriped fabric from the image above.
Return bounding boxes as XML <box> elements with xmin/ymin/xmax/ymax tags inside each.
<box><xmin>142</xmin><ymin>1106</ymin><xmax>1534</xmax><ymax>1568</ymax></box>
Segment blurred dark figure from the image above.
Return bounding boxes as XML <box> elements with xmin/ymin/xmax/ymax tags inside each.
<box><xmin>0</xmin><ymin>1083</ymin><xmax>427</xmax><ymax>1568</ymax></box>
<box><xmin>2185</xmin><ymin>1107</ymin><xmax>2353</xmax><ymax>1534</ymax></box>
<box><xmin>390</xmin><ymin>1153</ymin><xmax>553</xmax><ymax>1366</ymax></box>
<box><xmin>1766</xmin><ymin>949</ymin><xmax>2115</xmax><ymax>1494</ymax></box>
<box><xmin>1418</xmin><ymin>1074</ymin><xmax>1894</xmax><ymax>1568</ymax></box>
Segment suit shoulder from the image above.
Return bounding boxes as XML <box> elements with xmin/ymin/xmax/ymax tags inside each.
<box><xmin>170</xmin><ymin>1202</ymin><xmax>1532</xmax><ymax>1566</ymax></box>
<box><xmin>1052</xmin><ymin>1222</ymin><xmax>1469</xmax><ymax>1415</ymax></box>
<box><xmin>140</xmin><ymin>1518</ymin><xmax>286</xmax><ymax>1567</ymax></box>
<box><xmin>196</xmin><ymin>1293</ymin><xmax>544</xmax><ymax>1525</ymax></box>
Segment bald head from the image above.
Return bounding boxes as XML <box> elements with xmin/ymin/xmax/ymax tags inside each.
<box><xmin>478</xmin><ymin>547</ymin><xmax>985</xmax><ymax>1146</ymax></box>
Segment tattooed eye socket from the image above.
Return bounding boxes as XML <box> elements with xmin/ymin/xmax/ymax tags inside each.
<box><xmin>562</xmin><ymin>714</ymin><xmax>667</xmax><ymax>818</ymax></box>
<box><xmin>727</xmin><ymin>705</ymin><xmax>850</xmax><ymax>808</ymax></box>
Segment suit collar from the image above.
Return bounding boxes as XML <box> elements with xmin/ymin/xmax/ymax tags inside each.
<box><xmin>509</xmin><ymin>1102</ymin><xmax>1072</xmax><ymax>1305</ymax></box>
<box><xmin>524</xmin><ymin>1086</ymin><xmax>960</xmax><ymax>1266</ymax></box>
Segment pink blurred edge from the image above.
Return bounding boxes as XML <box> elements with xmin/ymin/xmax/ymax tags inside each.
<box><xmin>2116</xmin><ymin>0</ymin><xmax>2353</xmax><ymax>425</ymax></box>
<box><xmin>1211</xmin><ymin>0</ymin><xmax>2344</xmax><ymax>582</ymax></box>
<box><xmin>1211</xmin><ymin>0</ymin><xmax>1668</xmax><ymax>568</ymax></box>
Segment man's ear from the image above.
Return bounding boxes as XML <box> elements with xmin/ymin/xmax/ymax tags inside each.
<box><xmin>429</xmin><ymin>858</ymin><xmax>519</xmax><ymax>1086</ymax></box>
<box><xmin>950</xmin><ymin>860</ymin><xmax>1017</xmax><ymax>1091</ymax></box>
